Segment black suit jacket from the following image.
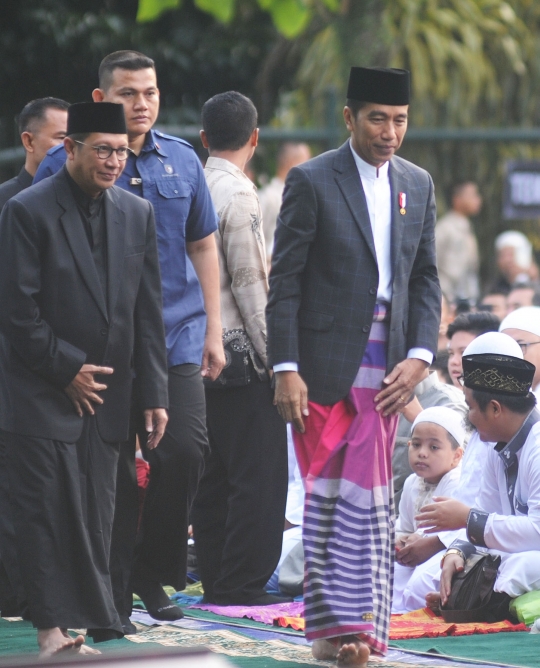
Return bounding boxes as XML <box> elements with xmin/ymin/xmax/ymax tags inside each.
<box><xmin>0</xmin><ymin>168</ymin><xmax>168</xmax><ymax>442</ymax></box>
<box><xmin>266</xmin><ymin>141</ymin><xmax>441</xmax><ymax>405</ymax></box>
<box><xmin>0</xmin><ymin>167</ymin><xmax>33</xmax><ymax>213</ymax></box>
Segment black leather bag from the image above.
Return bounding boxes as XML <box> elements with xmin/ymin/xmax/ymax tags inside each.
<box><xmin>440</xmin><ymin>554</ymin><xmax>511</xmax><ymax>623</ymax></box>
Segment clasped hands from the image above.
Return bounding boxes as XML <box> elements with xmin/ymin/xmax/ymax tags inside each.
<box><xmin>273</xmin><ymin>358</ymin><xmax>428</xmax><ymax>433</ymax></box>
<box><xmin>65</xmin><ymin>364</ymin><xmax>168</xmax><ymax>449</ymax></box>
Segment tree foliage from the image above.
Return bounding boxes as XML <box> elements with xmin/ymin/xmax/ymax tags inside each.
<box><xmin>137</xmin><ymin>0</ymin><xmax>339</xmax><ymax>38</ymax></box>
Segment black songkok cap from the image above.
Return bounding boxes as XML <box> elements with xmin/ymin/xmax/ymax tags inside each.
<box><xmin>462</xmin><ymin>353</ymin><xmax>535</xmax><ymax>397</ymax></box>
<box><xmin>347</xmin><ymin>67</ymin><xmax>410</xmax><ymax>105</ymax></box>
<box><xmin>67</xmin><ymin>102</ymin><xmax>127</xmax><ymax>136</ymax></box>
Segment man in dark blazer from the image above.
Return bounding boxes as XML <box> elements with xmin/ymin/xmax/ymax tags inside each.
<box><xmin>266</xmin><ymin>68</ymin><xmax>440</xmax><ymax>666</ymax></box>
<box><xmin>0</xmin><ymin>102</ymin><xmax>168</xmax><ymax>657</ymax></box>
<box><xmin>0</xmin><ymin>97</ymin><xmax>69</xmax><ymax>212</ymax></box>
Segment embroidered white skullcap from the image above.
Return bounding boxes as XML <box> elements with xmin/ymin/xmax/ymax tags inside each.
<box><xmin>500</xmin><ymin>306</ymin><xmax>540</xmax><ymax>339</ymax></box>
<box><xmin>463</xmin><ymin>331</ymin><xmax>523</xmax><ymax>359</ymax></box>
<box><xmin>411</xmin><ymin>406</ymin><xmax>466</xmax><ymax>446</ymax></box>
<box><xmin>495</xmin><ymin>231</ymin><xmax>532</xmax><ymax>270</ymax></box>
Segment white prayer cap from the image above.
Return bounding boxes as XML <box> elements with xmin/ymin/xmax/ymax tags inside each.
<box><xmin>500</xmin><ymin>306</ymin><xmax>540</xmax><ymax>338</ymax></box>
<box><xmin>463</xmin><ymin>331</ymin><xmax>523</xmax><ymax>359</ymax></box>
<box><xmin>411</xmin><ymin>406</ymin><xmax>465</xmax><ymax>447</ymax></box>
<box><xmin>495</xmin><ymin>231</ymin><xmax>532</xmax><ymax>270</ymax></box>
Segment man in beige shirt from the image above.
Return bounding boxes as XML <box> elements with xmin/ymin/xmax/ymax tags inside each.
<box><xmin>192</xmin><ymin>91</ymin><xmax>288</xmax><ymax>606</ymax></box>
<box><xmin>435</xmin><ymin>181</ymin><xmax>482</xmax><ymax>306</ymax></box>
<box><xmin>259</xmin><ymin>142</ymin><xmax>311</xmax><ymax>263</ymax></box>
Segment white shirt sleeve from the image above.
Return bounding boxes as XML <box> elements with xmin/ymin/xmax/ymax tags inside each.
<box><xmin>407</xmin><ymin>348</ymin><xmax>434</xmax><ymax>365</ymax></box>
<box><xmin>396</xmin><ymin>474</ymin><xmax>417</xmax><ymax>534</ymax></box>
<box><xmin>273</xmin><ymin>362</ymin><xmax>299</xmax><ymax>372</ymax></box>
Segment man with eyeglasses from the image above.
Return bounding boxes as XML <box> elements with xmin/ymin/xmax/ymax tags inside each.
<box><xmin>34</xmin><ymin>50</ymin><xmax>224</xmax><ymax>631</ymax></box>
<box><xmin>0</xmin><ymin>102</ymin><xmax>168</xmax><ymax>656</ymax></box>
<box><xmin>500</xmin><ymin>306</ymin><xmax>540</xmax><ymax>398</ymax></box>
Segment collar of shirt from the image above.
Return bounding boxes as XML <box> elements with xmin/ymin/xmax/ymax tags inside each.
<box><xmin>18</xmin><ymin>167</ymin><xmax>33</xmax><ymax>189</ymax></box>
<box><xmin>205</xmin><ymin>156</ymin><xmax>256</xmax><ymax>190</ymax></box>
<box><xmin>349</xmin><ymin>141</ymin><xmax>390</xmax><ymax>181</ymax></box>
<box><xmin>63</xmin><ymin>165</ymin><xmax>103</xmax><ymax>216</ymax></box>
<box><xmin>494</xmin><ymin>407</ymin><xmax>540</xmax><ymax>458</ymax></box>
<box><xmin>140</xmin><ymin>129</ymin><xmax>168</xmax><ymax>158</ymax></box>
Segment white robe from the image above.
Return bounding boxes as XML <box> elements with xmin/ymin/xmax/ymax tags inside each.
<box><xmin>392</xmin><ymin>468</ymin><xmax>461</xmax><ymax>613</ymax></box>
<box><xmin>393</xmin><ymin>422</ymin><xmax>540</xmax><ymax>612</ymax></box>
<box><xmin>392</xmin><ymin>432</ymin><xmax>490</xmax><ymax>612</ymax></box>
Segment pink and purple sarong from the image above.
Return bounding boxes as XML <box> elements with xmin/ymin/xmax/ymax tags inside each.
<box><xmin>293</xmin><ymin>304</ymin><xmax>398</xmax><ymax>654</ymax></box>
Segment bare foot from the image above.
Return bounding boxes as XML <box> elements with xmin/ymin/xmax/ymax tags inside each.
<box><xmin>312</xmin><ymin>639</ymin><xmax>338</xmax><ymax>660</ymax></box>
<box><xmin>38</xmin><ymin>628</ymin><xmax>98</xmax><ymax>658</ymax></box>
<box><xmin>60</xmin><ymin>631</ymin><xmax>101</xmax><ymax>655</ymax></box>
<box><xmin>336</xmin><ymin>637</ymin><xmax>370</xmax><ymax>667</ymax></box>
<box><xmin>425</xmin><ymin>591</ymin><xmax>442</xmax><ymax>613</ymax></box>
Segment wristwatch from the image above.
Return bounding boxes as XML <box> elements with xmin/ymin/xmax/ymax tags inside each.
<box><xmin>440</xmin><ymin>548</ymin><xmax>465</xmax><ymax>568</ymax></box>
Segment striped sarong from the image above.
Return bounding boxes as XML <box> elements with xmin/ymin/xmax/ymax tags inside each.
<box><xmin>293</xmin><ymin>304</ymin><xmax>398</xmax><ymax>654</ymax></box>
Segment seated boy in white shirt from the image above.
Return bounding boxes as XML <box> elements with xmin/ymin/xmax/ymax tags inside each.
<box><xmin>392</xmin><ymin>407</ymin><xmax>464</xmax><ymax>613</ymax></box>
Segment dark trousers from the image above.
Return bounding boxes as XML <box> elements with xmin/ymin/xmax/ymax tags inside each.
<box><xmin>111</xmin><ymin>363</ymin><xmax>208</xmax><ymax>618</ymax></box>
<box><xmin>3</xmin><ymin>418</ymin><xmax>122</xmax><ymax>634</ymax></box>
<box><xmin>0</xmin><ymin>431</ymin><xmax>24</xmax><ymax>615</ymax></box>
<box><xmin>192</xmin><ymin>375</ymin><xmax>288</xmax><ymax>604</ymax></box>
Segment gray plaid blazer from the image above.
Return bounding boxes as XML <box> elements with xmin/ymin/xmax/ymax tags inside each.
<box><xmin>266</xmin><ymin>141</ymin><xmax>441</xmax><ymax>405</ymax></box>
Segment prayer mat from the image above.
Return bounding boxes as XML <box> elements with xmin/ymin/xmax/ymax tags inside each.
<box><xmin>391</xmin><ymin>634</ymin><xmax>540</xmax><ymax>668</ymax></box>
<box><xmin>274</xmin><ymin>608</ymin><xmax>528</xmax><ymax>639</ymax></box>
<box><xmin>193</xmin><ymin>602</ymin><xmax>303</xmax><ymax>626</ymax></box>
<box><xmin>125</xmin><ymin>623</ymin><xmax>470</xmax><ymax>668</ymax></box>
<box><xmin>388</xmin><ymin>609</ymin><xmax>527</xmax><ymax>639</ymax></box>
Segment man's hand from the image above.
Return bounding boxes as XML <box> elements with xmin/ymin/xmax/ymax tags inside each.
<box><xmin>65</xmin><ymin>365</ymin><xmax>114</xmax><ymax>417</ymax></box>
<box><xmin>375</xmin><ymin>358</ymin><xmax>428</xmax><ymax>416</ymax></box>
<box><xmin>144</xmin><ymin>408</ymin><xmax>168</xmax><ymax>450</ymax></box>
<box><xmin>395</xmin><ymin>534</ymin><xmax>444</xmax><ymax>567</ymax></box>
<box><xmin>274</xmin><ymin>371</ymin><xmax>309</xmax><ymax>434</ymax></box>
<box><xmin>200</xmin><ymin>330</ymin><xmax>225</xmax><ymax>381</ymax></box>
<box><xmin>440</xmin><ymin>553</ymin><xmax>464</xmax><ymax>606</ymax></box>
<box><xmin>415</xmin><ymin>497</ymin><xmax>470</xmax><ymax>533</ymax></box>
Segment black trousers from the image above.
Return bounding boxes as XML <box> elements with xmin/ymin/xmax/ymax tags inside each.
<box><xmin>3</xmin><ymin>418</ymin><xmax>122</xmax><ymax>634</ymax></box>
<box><xmin>111</xmin><ymin>363</ymin><xmax>208</xmax><ymax>619</ymax></box>
<box><xmin>0</xmin><ymin>431</ymin><xmax>24</xmax><ymax>615</ymax></box>
<box><xmin>192</xmin><ymin>375</ymin><xmax>288</xmax><ymax>604</ymax></box>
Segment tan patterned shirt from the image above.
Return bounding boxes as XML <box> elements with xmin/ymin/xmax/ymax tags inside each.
<box><xmin>204</xmin><ymin>157</ymin><xmax>268</xmax><ymax>371</ymax></box>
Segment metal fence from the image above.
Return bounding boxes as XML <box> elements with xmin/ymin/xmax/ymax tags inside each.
<box><xmin>5</xmin><ymin>126</ymin><xmax>540</xmax><ymax>169</ymax></box>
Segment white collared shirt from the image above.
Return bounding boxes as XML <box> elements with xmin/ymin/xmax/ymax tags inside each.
<box><xmin>349</xmin><ymin>141</ymin><xmax>392</xmax><ymax>302</ymax></box>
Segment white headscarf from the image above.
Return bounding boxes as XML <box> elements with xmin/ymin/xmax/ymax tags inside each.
<box><xmin>495</xmin><ymin>231</ymin><xmax>533</xmax><ymax>271</ymax></box>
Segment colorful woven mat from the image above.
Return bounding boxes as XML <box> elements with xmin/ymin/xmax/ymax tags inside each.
<box><xmin>193</xmin><ymin>601</ymin><xmax>303</xmax><ymax>626</ymax></box>
<box><xmin>275</xmin><ymin>608</ymin><xmax>528</xmax><ymax>639</ymax></box>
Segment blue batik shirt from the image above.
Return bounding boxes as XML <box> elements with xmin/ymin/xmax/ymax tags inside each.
<box><xmin>34</xmin><ymin>130</ymin><xmax>218</xmax><ymax>368</ymax></box>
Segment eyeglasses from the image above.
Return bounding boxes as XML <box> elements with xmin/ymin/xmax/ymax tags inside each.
<box><xmin>518</xmin><ymin>341</ymin><xmax>540</xmax><ymax>354</ymax></box>
<box><xmin>73</xmin><ymin>140</ymin><xmax>133</xmax><ymax>161</ymax></box>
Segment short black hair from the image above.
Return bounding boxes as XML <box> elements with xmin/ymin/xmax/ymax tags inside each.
<box><xmin>17</xmin><ymin>97</ymin><xmax>69</xmax><ymax>134</ymax></box>
<box><xmin>201</xmin><ymin>91</ymin><xmax>257</xmax><ymax>151</ymax></box>
<box><xmin>99</xmin><ymin>50</ymin><xmax>156</xmax><ymax>91</ymax></box>
<box><xmin>446</xmin><ymin>311</ymin><xmax>500</xmax><ymax>340</ymax></box>
<box><xmin>472</xmin><ymin>389</ymin><xmax>537</xmax><ymax>415</ymax></box>
<box><xmin>346</xmin><ymin>99</ymin><xmax>368</xmax><ymax>118</ymax></box>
